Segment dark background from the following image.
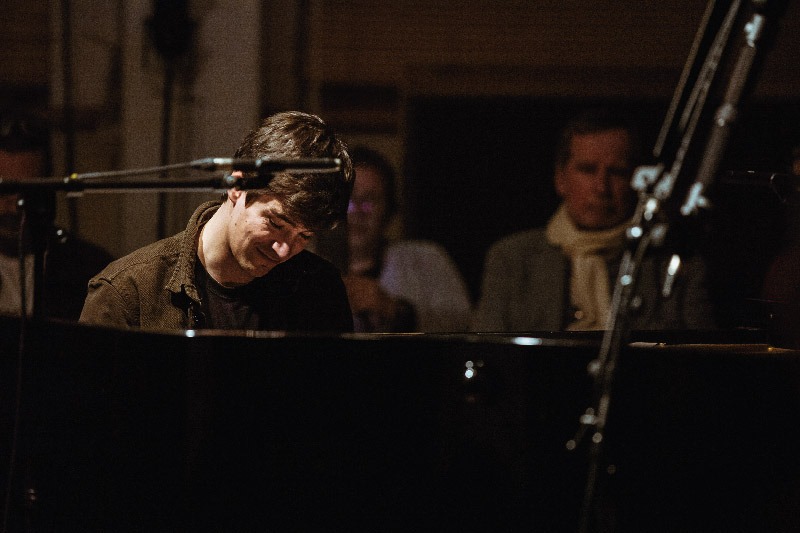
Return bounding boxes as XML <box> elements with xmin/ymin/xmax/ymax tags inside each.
<box><xmin>404</xmin><ymin>96</ymin><xmax>800</xmax><ymax>329</ymax></box>
<box><xmin>3</xmin><ymin>319</ymin><xmax>799</xmax><ymax>531</ymax></box>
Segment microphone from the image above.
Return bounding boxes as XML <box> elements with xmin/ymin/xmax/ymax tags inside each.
<box><xmin>191</xmin><ymin>157</ymin><xmax>341</xmax><ymax>175</ymax></box>
<box><xmin>190</xmin><ymin>157</ymin><xmax>342</xmax><ymax>190</ymax></box>
<box><xmin>0</xmin><ymin>157</ymin><xmax>343</xmax><ymax>194</ymax></box>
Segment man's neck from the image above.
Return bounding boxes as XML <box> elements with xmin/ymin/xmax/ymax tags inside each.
<box><xmin>197</xmin><ymin>205</ymin><xmax>251</xmax><ymax>288</ymax></box>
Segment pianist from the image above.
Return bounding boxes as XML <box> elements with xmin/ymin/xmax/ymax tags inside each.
<box><xmin>79</xmin><ymin>111</ymin><xmax>355</xmax><ymax>332</ymax></box>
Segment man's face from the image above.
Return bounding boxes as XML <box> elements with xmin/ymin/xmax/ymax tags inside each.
<box><xmin>226</xmin><ymin>192</ymin><xmax>313</xmax><ymax>280</ymax></box>
<box><xmin>0</xmin><ymin>149</ymin><xmax>45</xmax><ymax>251</ymax></box>
<box><xmin>554</xmin><ymin>128</ymin><xmax>634</xmax><ymax>230</ymax></box>
<box><xmin>347</xmin><ymin>164</ymin><xmax>389</xmax><ymax>252</ymax></box>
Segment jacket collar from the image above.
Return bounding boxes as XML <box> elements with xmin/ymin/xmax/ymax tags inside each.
<box><xmin>165</xmin><ymin>200</ymin><xmax>221</xmax><ymax>303</ymax></box>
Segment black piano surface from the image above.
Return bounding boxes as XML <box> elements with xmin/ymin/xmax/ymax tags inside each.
<box><xmin>1</xmin><ymin>317</ymin><xmax>799</xmax><ymax>532</ymax></box>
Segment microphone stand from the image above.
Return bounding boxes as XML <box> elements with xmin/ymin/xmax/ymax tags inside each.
<box><xmin>0</xmin><ymin>156</ymin><xmax>339</xmax><ymax>532</ymax></box>
<box><xmin>566</xmin><ymin>1</ymin><xmax>784</xmax><ymax>531</ymax></box>
<box><xmin>0</xmin><ymin>156</ymin><xmax>341</xmax><ymax>317</ymax></box>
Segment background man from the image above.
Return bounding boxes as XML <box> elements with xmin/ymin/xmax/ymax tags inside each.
<box><xmin>0</xmin><ymin>110</ymin><xmax>112</xmax><ymax>319</ymax></box>
<box><xmin>341</xmin><ymin>146</ymin><xmax>471</xmax><ymax>332</ymax></box>
<box><xmin>80</xmin><ymin>111</ymin><xmax>354</xmax><ymax>331</ymax></box>
<box><xmin>472</xmin><ymin>108</ymin><xmax>715</xmax><ymax>332</ymax></box>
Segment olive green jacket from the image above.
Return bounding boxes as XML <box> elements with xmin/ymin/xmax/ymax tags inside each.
<box><xmin>80</xmin><ymin>201</ymin><xmax>352</xmax><ymax>332</ymax></box>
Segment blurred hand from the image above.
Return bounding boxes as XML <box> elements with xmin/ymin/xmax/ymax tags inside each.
<box><xmin>342</xmin><ymin>274</ymin><xmax>393</xmax><ymax>318</ymax></box>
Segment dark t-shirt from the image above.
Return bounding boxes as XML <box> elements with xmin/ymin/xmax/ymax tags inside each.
<box><xmin>196</xmin><ymin>250</ymin><xmax>354</xmax><ymax>332</ymax></box>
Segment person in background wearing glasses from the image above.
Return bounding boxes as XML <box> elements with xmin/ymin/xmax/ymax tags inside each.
<box><xmin>340</xmin><ymin>146</ymin><xmax>471</xmax><ymax>332</ymax></box>
<box><xmin>0</xmin><ymin>109</ymin><xmax>112</xmax><ymax>319</ymax></box>
<box><xmin>80</xmin><ymin>111</ymin><xmax>354</xmax><ymax>331</ymax></box>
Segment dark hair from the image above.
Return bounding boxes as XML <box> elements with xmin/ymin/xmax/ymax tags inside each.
<box><xmin>233</xmin><ymin>111</ymin><xmax>354</xmax><ymax>231</ymax></box>
<box><xmin>349</xmin><ymin>145</ymin><xmax>398</xmax><ymax>222</ymax></box>
<box><xmin>554</xmin><ymin>108</ymin><xmax>641</xmax><ymax>169</ymax></box>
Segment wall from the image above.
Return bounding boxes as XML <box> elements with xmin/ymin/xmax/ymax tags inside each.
<box><xmin>45</xmin><ymin>0</ymin><xmax>263</xmax><ymax>258</ymax></box>
<box><xmin>0</xmin><ymin>0</ymin><xmax>262</xmax><ymax>258</ymax></box>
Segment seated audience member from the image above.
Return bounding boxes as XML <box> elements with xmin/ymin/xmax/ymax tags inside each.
<box><xmin>80</xmin><ymin>111</ymin><xmax>354</xmax><ymax>332</ymax></box>
<box><xmin>343</xmin><ymin>146</ymin><xmax>471</xmax><ymax>332</ymax></box>
<box><xmin>0</xmin><ymin>110</ymin><xmax>112</xmax><ymax>320</ymax></box>
<box><xmin>472</xmin><ymin>109</ymin><xmax>715</xmax><ymax>332</ymax></box>
<box><xmin>760</xmin><ymin>142</ymin><xmax>800</xmax><ymax>347</ymax></box>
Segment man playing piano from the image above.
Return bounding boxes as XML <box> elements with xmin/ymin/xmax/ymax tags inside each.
<box><xmin>80</xmin><ymin>111</ymin><xmax>354</xmax><ymax>332</ymax></box>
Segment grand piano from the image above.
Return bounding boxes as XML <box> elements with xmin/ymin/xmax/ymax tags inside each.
<box><xmin>2</xmin><ymin>317</ymin><xmax>798</xmax><ymax>532</ymax></box>
<box><xmin>3</xmin><ymin>0</ymin><xmax>797</xmax><ymax>529</ymax></box>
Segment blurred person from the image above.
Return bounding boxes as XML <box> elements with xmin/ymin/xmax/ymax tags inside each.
<box><xmin>343</xmin><ymin>146</ymin><xmax>471</xmax><ymax>332</ymax></box>
<box><xmin>472</xmin><ymin>108</ymin><xmax>715</xmax><ymax>332</ymax></box>
<box><xmin>80</xmin><ymin>111</ymin><xmax>354</xmax><ymax>331</ymax></box>
<box><xmin>0</xmin><ymin>110</ymin><xmax>112</xmax><ymax>319</ymax></box>
<box><xmin>760</xmin><ymin>141</ymin><xmax>800</xmax><ymax>348</ymax></box>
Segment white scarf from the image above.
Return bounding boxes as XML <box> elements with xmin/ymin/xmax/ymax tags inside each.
<box><xmin>545</xmin><ymin>205</ymin><xmax>628</xmax><ymax>330</ymax></box>
<box><xmin>0</xmin><ymin>253</ymin><xmax>34</xmax><ymax>316</ymax></box>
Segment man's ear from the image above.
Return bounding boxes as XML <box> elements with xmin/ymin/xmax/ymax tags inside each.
<box><xmin>227</xmin><ymin>187</ymin><xmax>244</xmax><ymax>203</ymax></box>
<box><xmin>226</xmin><ymin>172</ymin><xmax>245</xmax><ymax>203</ymax></box>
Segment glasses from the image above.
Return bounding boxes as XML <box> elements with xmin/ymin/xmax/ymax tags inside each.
<box><xmin>348</xmin><ymin>199</ymin><xmax>378</xmax><ymax>214</ymax></box>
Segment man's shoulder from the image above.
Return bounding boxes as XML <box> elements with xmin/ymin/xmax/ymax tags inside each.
<box><xmin>385</xmin><ymin>239</ymin><xmax>452</xmax><ymax>260</ymax></box>
<box><xmin>48</xmin><ymin>229</ymin><xmax>114</xmax><ymax>271</ymax></box>
<box><xmin>488</xmin><ymin>228</ymin><xmax>551</xmax><ymax>254</ymax></box>
<box><xmin>93</xmin><ymin>233</ymin><xmax>183</xmax><ymax>282</ymax></box>
<box><xmin>50</xmin><ymin>229</ymin><xmax>111</xmax><ymax>256</ymax></box>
